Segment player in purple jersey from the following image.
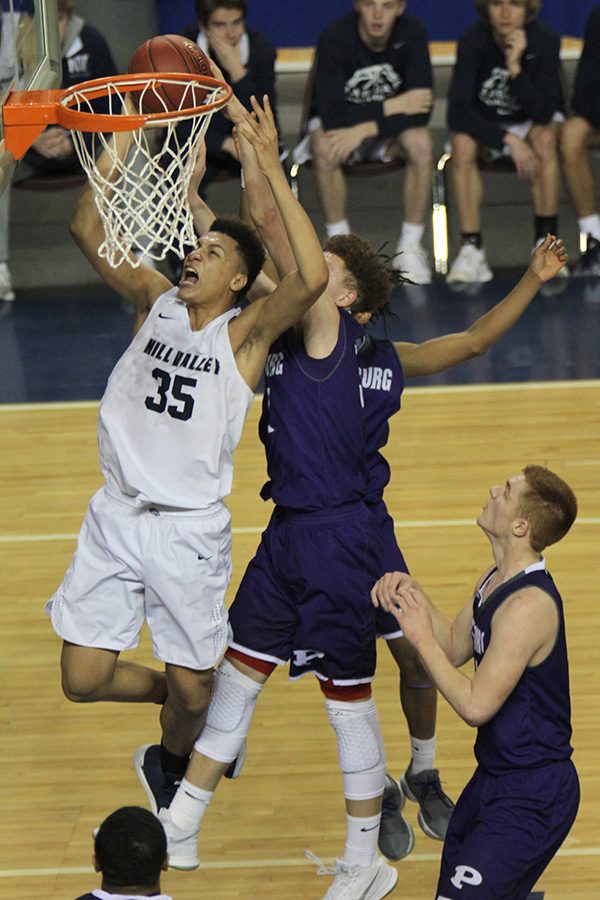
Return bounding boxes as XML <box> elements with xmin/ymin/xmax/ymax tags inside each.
<box><xmin>194</xmin><ymin>86</ymin><xmax>569</xmax><ymax>861</ymax></box>
<box><xmin>134</xmin><ymin>88</ymin><xmax>567</xmax><ymax>897</ymax></box>
<box><xmin>372</xmin><ymin>464</ymin><xmax>579</xmax><ymax>898</ymax></box>
<box><xmin>349</xmin><ymin>233</ymin><xmax>569</xmax><ymax>860</ymax></box>
<box><xmin>136</xmin><ymin>97</ymin><xmax>402</xmax><ymax>900</ymax></box>
<box><xmin>222</xmin><ymin>157</ymin><xmax>568</xmax><ymax>859</ymax></box>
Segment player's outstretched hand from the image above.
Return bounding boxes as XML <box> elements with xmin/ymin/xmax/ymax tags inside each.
<box><xmin>371</xmin><ymin>572</ymin><xmax>434</xmax><ymax>647</ymax></box>
<box><xmin>529</xmin><ymin>234</ymin><xmax>568</xmax><ymax>282</ymax></box>
<box><xmin>389</xmin><ymin>585</ymin><xmax>435</xmax><ymax>649</ymax></box>
<box><xmin>236</xmin><ymin>95</ymin><xmax>280</xmax><ymax>177</ymax></box>
<box><xmin>371</xmin><ymin>571</ymin><xmax>416</xmax><ymax>611</ymax></box>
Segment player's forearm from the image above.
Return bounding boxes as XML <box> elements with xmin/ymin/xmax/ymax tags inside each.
<box><xmin>465</xmin><ymin>270</ymin><xmax>541</xmax><ymax>354</ymax></box>
<box><xmin>427</xmin><ymin>607</ymin><xmax>455</xmax><ymax>657</ymax></box>
<box><xmin>238</xmin><ymin>140</ymin><xmax>295</xmax><ymax>279</ymax></box>
<box><xmin>411</xmin><ymin>636</ymin><xmax>480</xmax><ymax>726</ymax></box>
<box><xmin>263</xmin><ymin>164</ymin><xmax>328</xmax><ymax>295</ymax></box>
<box><xmin>189</xmin><ymin>193</ymin><xmax>215</xmax><ymax>237</ymax></box>
<box><xmin>70</xmin><ymin>185</ymin><xmax>104</xmax><ymax>257</ymax></box>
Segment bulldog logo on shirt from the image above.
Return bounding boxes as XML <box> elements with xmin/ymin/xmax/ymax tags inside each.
<box><xmin>478</xmin><ymin>66</ymin><xmax>520</xmax><ymax>116</ymax></box>
<box><xmin>345</xmin><ymin>64</ymin><xmax>401</xmax><ymax>103</ymax></box>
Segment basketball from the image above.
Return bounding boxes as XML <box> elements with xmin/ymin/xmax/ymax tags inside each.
<box><xmin>128</xmin><ymin>34</ymin><xmax>212</xmax><ymax>114</ymax></box>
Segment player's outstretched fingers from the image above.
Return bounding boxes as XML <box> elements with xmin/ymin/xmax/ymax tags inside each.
<box><xmin>248</xmin><ymin>94</ymin><xmax>277</xmax><ymax>138</ymax></box>
<box><xmin>236</xmin><ymin>108</ymin><xmax>261</xmax><ymax>145</ymax></box>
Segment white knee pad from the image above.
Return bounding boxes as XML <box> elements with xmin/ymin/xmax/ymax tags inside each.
<box><xmin>325</xmin><ymin>697</ymin><xmax>386</xmax><ymax>801</ymax></box>
<box><xmin>194</xmin><ymin>658</ymin><xmax>263</xmax><ymax>763</ymax></box>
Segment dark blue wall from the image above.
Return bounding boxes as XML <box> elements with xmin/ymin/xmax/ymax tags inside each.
<box><xmin>157</xmin><ymin>1</ymin><xmax>598</xmax><ymax>46</ymax></box>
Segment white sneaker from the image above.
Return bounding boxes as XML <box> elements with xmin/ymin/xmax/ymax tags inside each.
<box><xmin>0</xmin><ymin>262</ymin><xmax>15</xmax><ymax>301</ymax></box>
<box><xmin>307</xmin><ymin>851</ymin><xmax>398</xmax><ymax>899</ymax></box>
<box><xmin>447</xmin><ymin>244</ymin><xmax>493</xmax><ymax>284</ymax></box>
<box><xmin>394</xmin><ymin>242</ymin><xmax>432</xmax><ymax>284</ymax></box>
<box><xmin>158</xmin><ymin>807</ymin><xmax>200</xmax><ymax>870</ymax></box>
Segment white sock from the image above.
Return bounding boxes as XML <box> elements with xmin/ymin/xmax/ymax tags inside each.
<box><xmin>409</xmin><ymin>735</ymin><xmax>436</xmax><ymax>774</ymax></box>
<box><xmin>578</xmin><ymin>214</ymin><xmax>600</xmax><ymax>242</ymax></box>
<box><xmin>326</xmin><ymin>218</ymin><xmax>350</xmax><ymax>237</ymax></box>
<box><xmin>399</xmin><ymin>221</ymin><xmax>425</xmax><ymax>247</ymax></box>
<box><xmin>344</xmin><ymin>812</ymin><xmax>380</xmax><ymax>867</ymax></box>
<box><xmin>169</xmin><ymin>777</ymin><xmax>213</xmax><ymax>833</ymax></box>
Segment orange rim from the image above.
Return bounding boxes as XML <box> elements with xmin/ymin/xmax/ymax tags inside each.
<box><xmin>2</xmin><ymin>73</ymin><xmax>232</xmax><ymax>158</ymax></box>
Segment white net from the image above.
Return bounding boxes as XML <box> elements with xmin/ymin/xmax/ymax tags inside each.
<box><xmin>61</xmin><ymin>77</ymin><xmax>228</xmax><ymax>268</ymax></box>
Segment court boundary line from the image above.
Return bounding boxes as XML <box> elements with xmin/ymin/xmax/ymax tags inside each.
<box><xmin>1</xmin><ymin>845</ymin><xmax>598</xmax><ymax>878</ymax></box>
<box><xmin>1</xmin><ymin>517</ymin><xmax>599</xmax><ymax>545</ymax></box>
<box><xmin>1</xmin><ymin>379</ymin><xmax>599</xmax><ymax>413</ymax></box>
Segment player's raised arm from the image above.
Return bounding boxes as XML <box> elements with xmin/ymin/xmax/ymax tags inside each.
<box><xmin>231</xmin><ymin>118</ymin><xmax>297</xmax><ymax>281</ymax></box>
<box><xmin>229</xmin><ymin>96</ymin><xmax>328</xmax><ymax>384</ymax></box>
<box><xmin>185</xmin><ymin>128</ymin><xmax>277</xmax><ymax>302</ymax></box>
<box><xmin>187</xmin><ymin>137</ymin><xmax>218</xmax><ymax>237</ymax></box>
<box><xmin>210</xmin><ymin>60</ymin><xmax>293</xmax><ymax>293</ymax></box>
<box><xmin>240</xmin><ymin>96</ymin><xmax>327</xmax><ymax>299</ymax></box>
<box><xmin>395</xmin><ymin>235</ymin><xmax>568</xmax><ymax>378</ymax></box>
<box><xmin>69</xmin><ymin>114</ymin><xmax>172</xmax><ymax>328</ymax></box>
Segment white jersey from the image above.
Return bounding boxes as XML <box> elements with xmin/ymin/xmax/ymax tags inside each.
<box><xmin>98</xmin><ymin>289</ymin><xmax>254</xmax><ymax>508</ymax></box>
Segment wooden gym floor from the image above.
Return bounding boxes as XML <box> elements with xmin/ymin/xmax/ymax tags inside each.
<box><xmin>1</xmin><ymin>384</ymin><xmax>599</xmax><ymax>899</ymax></box>
<box><xmin>0</xmin><ymin>279</ymin><xmax>599</xmax><ymax>898</ymax></box>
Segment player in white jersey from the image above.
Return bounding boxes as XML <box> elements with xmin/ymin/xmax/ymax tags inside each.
<box><xmin>45</xmin><ymin>96</ymin><xmax>328</xmax><ymax>795</ymax></box>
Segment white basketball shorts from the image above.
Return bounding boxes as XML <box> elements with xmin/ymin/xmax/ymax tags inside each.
<box><xmin>45</xmin><ymin>487</ymin><xmax>233</xmax><ymax>670</ymax></box>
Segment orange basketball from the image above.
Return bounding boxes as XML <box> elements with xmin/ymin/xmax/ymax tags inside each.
<box><xmin>128</xmin><ymin>34</ymin><xmax>212</xmax><ymax>114</ymax></box>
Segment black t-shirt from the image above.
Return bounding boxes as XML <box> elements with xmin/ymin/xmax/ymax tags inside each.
<box><xmin>313</xmin><ymin>11</ymin><xmax>432</xmax><ymax>138</ymax></box>
<box><xmin>447</xmin><ymin>19</ymin><xmax>564</xmax><ymax>150</ymax></box>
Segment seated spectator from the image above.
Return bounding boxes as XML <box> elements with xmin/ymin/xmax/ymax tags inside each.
<box><xmin>560</xmin><ymin>3</ymin><xmax>600</xmax><ymax>276</ymax></box>
<box><xmin>74</xmin><ymin>806</ymin><xmax>171</xmax><ymax>900</ymax></box>
<box><xmin>182</xmin><ymin>0</ymin><xmax>281</xmax><ymax>189</ymax></box>
<box><xmin>0</xmin><ymin>0</ymin><xmax>117</xmax><ymax>302</ymax></box>
<box><xmin>446</xmin><ymin>0</ymin><xmax>565</xmax><ymax>284</ymax></box>
<box><xmin>303</xmin><ymin>0</ymin><xmax>434</xmax><ymax>284</ymax></box>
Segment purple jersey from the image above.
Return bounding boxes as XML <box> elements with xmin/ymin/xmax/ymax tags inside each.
<box><xmin>472</xmin><ymin>560</ymin><xmax>573</xmax><ymax>774</ymax></box>
<box><xmin>358</xmin><ymin>336</ymin><xmax>404</xmax><ymax>502</ymax></box>
<box><xmin>259</xmin><ymin>311</ymin><xmax>367</xmax><ymax>510</ymax></box>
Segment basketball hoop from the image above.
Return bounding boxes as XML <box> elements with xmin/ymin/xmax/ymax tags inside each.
<box><xmin>2</xmin><ymin>73</ymin><xmax>232</xmax><ymax>267</ymax></box>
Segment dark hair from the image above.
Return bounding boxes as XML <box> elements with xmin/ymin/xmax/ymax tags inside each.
<box><xmin>323</xmin><ymin>234</ymin><xmax>396</xmax><ymax>317</ymax></box>
<box><xmin>475</xmin><ymin>0</ymin><xmax>541</xmax><ymax>24</ymax></box>
<box><xmin>196</xmin><ymin>0</ymin><xmax>247</xmax><ymax>26</ymax></box>
<box><xmin>519</xmin><ymin>465</ymin><xmax>577</xmax><ymax>552</ymax></box>
<box><xmin>94</xmin><ymin>807</ymin><xmax>167</xmax><ymax>888</ymax></box>
<box><xmin>211</xmin><ymin>215</ymin><xmax>266</xmax><ymax>296</ymax></box>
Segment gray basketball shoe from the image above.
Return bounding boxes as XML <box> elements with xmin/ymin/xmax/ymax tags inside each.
<box><xmin>401</xmin><ymin>763</ymin><xmax>454</xmax><ymax>840</ymax></box>
<box><xmin>377</xmin><ymin>774</ymin><xmax>415</xmax><ymax>861</ymax></box>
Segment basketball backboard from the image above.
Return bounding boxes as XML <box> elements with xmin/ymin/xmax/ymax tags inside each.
<box><xmin>0</xmin><ymin>0</ymin><xmax>61</xmax><ymax>192</ymax></box>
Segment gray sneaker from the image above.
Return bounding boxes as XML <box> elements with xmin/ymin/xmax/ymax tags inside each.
<box><xmin>401</xmin><ymin>764</ymin><xmax>454</xmax><ymax>841</ymax></box>
<box><xmin>378</xmin><ymin>774</ymin><xmax>415</xmax><ymax>861</ymax></box>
